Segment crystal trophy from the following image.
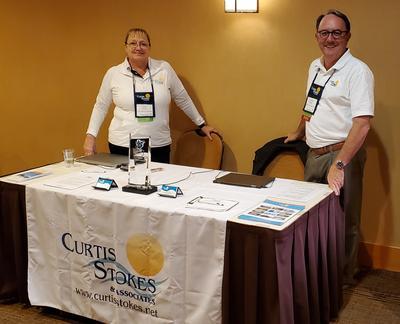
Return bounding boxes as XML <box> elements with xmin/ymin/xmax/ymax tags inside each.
<box><xmin>122</xmin><ymin>135</ymin><xmax>157</xmax><ymax>195</ymax></box>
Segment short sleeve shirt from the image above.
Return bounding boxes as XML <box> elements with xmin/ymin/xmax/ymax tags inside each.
<box><xmin>305</xmin><ymin>50</ymin><xmax>374</xmax><ymax>148</ymax></box>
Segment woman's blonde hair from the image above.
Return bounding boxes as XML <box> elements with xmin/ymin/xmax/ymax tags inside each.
<box><xmin>124</xmin><ymin>28</ymin><xmax>151</xmax><ymax>46</ymax></box>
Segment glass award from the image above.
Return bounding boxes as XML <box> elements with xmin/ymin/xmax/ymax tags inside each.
<box><xmin>122</xmin><ymin>135</ymin><xmax>157</xmax><ymax>194</ymax></box>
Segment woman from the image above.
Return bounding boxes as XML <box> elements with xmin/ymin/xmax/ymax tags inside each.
<box><xmin>83</xmin><ymin>28</ymin><xmax>218</xmax><ymax>163</ymax></box>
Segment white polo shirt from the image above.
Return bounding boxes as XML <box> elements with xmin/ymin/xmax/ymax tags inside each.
<box><xmin>305</xmin><ymin>50</ymin><xmax>374</xmax><ymax>148</ymax></box>
<box><xmin>86</xmin><ymin>58</ymin><xmax>205</xmax><ymax>148</ymax></box>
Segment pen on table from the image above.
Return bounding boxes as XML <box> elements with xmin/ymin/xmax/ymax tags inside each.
<box><xmin>198</xmin><ymin>197</ymin><xmax>224</xmax><ymax>206</ymax></box>
<box><xmin>81</xmin><ymin>169</ymin><xmax>106</xmax><ymax>173</ymax></box>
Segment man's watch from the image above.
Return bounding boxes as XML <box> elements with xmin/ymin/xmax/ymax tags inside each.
<box><xmin>335</xmin><ymin>160</ymin><xmax>345</xmax><ymax>170</ymax></box>
<box><xmin>198</xmin><ymin>123</ymin><xmax>206</xmax><ymax>129</ymax></box>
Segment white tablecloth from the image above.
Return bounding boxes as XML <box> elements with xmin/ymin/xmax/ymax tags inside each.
<box><xmin>20</xmin><ymin>161</ymin><xmax>331</xmax><ymax>323</ymax></box>
<box><xmin>23</xmin><ymin>163</ymin><xmax>253</xmax><ymax>324</ymax></box>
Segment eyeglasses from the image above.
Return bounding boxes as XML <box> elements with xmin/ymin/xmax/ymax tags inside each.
<box><xmin>125</xmin><ymin>41</ymin><xmax>149</xmax><ymax>49</ymax></box>
<box><xmin>317</xmin><ymin>30</ymin><xmax>348</xmax><ymax>39</ymax></box>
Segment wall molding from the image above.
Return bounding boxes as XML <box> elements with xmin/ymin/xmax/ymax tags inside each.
<box><xmin>359</xmin><ymin>242</ymin><xmax>400</xmax><ymax>272</ymax></box>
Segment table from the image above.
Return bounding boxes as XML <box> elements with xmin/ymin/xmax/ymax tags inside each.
<box><xmin>0</xmin><ymin>181</ymin><xmax>29</xmax><ymax>304</ymax></box>
<box><xmin>1</xmin><ymin>163</ymin><xmax>344</xmax><ymax>323</ymax></box>
<box><xmin>222</xmin><ymin>194</ymin><xmax>343</xmax><ymax>324</ymax></box>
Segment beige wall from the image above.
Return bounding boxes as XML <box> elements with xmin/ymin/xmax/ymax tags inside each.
<box><xmin>1</xmin><ymin>0</ymin><xmax>399</xmax><ymax>251</ymax></box>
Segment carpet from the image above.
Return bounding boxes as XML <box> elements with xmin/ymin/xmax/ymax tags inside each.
<box><xmin>336</xmin><ymin>269</ymin><xmax>400</xmax><ymax>323</ymax></box>
<box><xmin>1</xmin><ymin>269</ymin><xmax>399</xmax><ymax>323</ymax></box>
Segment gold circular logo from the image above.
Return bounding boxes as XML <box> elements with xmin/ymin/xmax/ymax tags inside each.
<box><xmin>126</xmin><ymin>234</ymin><xmax>164</xmax><ymax>276</ymax></box>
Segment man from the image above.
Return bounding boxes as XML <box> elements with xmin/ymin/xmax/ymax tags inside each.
<box><xmin>285</xmin><ymin>9</ymin><xmax>374</xmax><ymax>285</ymax></box>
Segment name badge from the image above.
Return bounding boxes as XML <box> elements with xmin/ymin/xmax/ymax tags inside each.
<box><xmin>303</xmin><ymin>83</ymin><xmax>324</xmax><ymax>116</ymax></box>
<box><xmin>134</xmin><ymin>92</ymin><xmax>155</xmax><ymax>119</ymax></box>
<box><xmin>302</xmin><ymin>69</ymin><xmax>336</xmax><ymax>120</ymax></box>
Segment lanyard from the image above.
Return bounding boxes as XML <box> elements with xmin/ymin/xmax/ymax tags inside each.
<box><xmin>130</xmin><ymin>64</ymin><xmax>155</xmax><ymax>96</ymax></box>
<box><xmin>129</xmin><ymin>62</ymin><xmax>156</xmax><ymax>119</ymax></box>
<box><xmin>310</xmin><ymin>68</ymin><xmax>336</xmax><ymax>92</ymax></box>
<box><xmin>302</xmin><ymin>68</ymin><xmax>336</xmax><ymax>118</ymax></box>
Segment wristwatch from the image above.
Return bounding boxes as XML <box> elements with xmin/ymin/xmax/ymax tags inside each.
<box><xmin>335</xmin><ymin>160</ymin><xmax>345</xmax><ymax>170</ymax></box>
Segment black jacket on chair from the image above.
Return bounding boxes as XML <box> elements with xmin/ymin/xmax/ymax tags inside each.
<box><xmin>252</xmin><ymin>137</ymin><xmax>309</xmax><ymax>175</ymax></box>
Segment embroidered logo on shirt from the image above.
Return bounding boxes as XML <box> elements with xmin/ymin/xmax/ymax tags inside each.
<box><xmin>154</xmin><ymin>75</ymin><xmax>165</xmax><ymax>85</ymax></box>
<box><xmin>330</xmin><ymin>80</ymin><xmax>339</xmax><ymax>87</ymax></box>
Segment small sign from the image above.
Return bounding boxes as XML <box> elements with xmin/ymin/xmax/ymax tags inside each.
<box><xmin>93</xmin><ymin>178</ymin><xmax>118</xmax><ymax>191</ymax></box>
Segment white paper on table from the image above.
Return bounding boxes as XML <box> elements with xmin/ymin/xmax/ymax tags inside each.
<box><xmin>43</xmin><ymin>173</ymin><xmax>97</xmax><ymax>190</ymax></box>
<box><xmin>266</xmin><ymin>178</ymin><xmax>331</xmax><ymax>203</ymax></box>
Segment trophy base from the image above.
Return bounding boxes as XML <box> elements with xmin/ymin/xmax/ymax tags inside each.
<box><xmin>122</xmin><ymin>184</ymin><xmax>157</xmax><ymax>195</ymax></box>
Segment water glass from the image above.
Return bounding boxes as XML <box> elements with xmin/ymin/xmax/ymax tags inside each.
<box><xmin>63</xmin><ymin>148</ymin><xmax>75</xmax><ymax>167</ymax></box>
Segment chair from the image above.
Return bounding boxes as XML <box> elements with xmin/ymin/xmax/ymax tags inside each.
<box><xmin>173</xmin><ymin>129</ymin><xmax>224</xmax><ymax>169</ymax></box>
<box><xmin>252</xmin><ymin>137</ymin><xmax>308</xmax><ymax>181</ymax></box>
<box><xmin>262</xmin><ymin>151</ymin><xmax>305</xmax><ymax>180</ymax></box>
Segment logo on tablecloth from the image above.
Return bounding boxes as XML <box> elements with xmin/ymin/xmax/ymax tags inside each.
<box><xmin>126</xmin><ymin>234</ymin><xmax>164</xmax><ymax>276</ymax></box>
<box><xmin>61</xmin><ymin>232</ymin><xmax>169</xmax><ymax>307</ymax></box>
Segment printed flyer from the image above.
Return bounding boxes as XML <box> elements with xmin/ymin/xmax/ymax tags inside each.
<box><xmin>238</xmin><ymin>199</ymin><xmax>305</xmax><ymax>226</ymax></box>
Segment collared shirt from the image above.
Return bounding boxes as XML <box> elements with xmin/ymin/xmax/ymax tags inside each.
<box><xmin>86</xmin><ymin>58</ymin><xmax>205</xmax><ymax>147</ymax></box>
<box><xmin>305</xmin><ymin>49</ymin><xmax>375</xmax><ymax>148</ymax></box>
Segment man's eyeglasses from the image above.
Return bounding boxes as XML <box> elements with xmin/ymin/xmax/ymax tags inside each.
<box><xmin>126</xmin><ymin>41</ymin><xmax>149</xmax><ymax>49</ymax></box>
<box><xmin>317</xmin><ymin>30</ymin><xmax>348</xmax><ymax>39</ymax></box>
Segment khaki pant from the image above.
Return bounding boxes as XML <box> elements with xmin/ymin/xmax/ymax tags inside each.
<box><xmin>305</xmin><ymin>147</ymin><xmax>366</xmax><ymax>283</ymax></box>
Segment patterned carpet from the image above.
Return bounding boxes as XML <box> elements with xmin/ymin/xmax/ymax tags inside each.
<box><xmin>0</xmin><ymin>269</ymin><xmax>399</xmax><ymax>323</ymax></box>
<box><xmin>335</xmin><ymin>269</ymin><xmax>400</xmax><ymax>323</ymax></box>
<box><xmin>0</xmin><ymin>304</ymin><xmax>97</xmax><ymax>323</ymax></box>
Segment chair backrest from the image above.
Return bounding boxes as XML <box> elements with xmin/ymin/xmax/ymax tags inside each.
<box><xmin>173</xmin><ymin>130</ymin><xmax>223</xmax><ymax>169</ymax></box>
<box><xmin>252</xmin><ymin>137</ymin><xmax>308</xmax><ymax>180</ymax></box>
<box><xmin>262</xmin><ymin>151</ymin><xmax>305</xmax><ymax>180</ymax></box>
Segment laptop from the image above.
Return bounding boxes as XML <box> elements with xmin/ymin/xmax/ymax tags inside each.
<box><xmin>76</xmin><ymin>153</ymin><xmax>128</xmax><ymax>168</ymax></box>
<box><xmin>213</xmin><ymin>172</ymin><xmax>274</xmax><ymax>188</ymax></box>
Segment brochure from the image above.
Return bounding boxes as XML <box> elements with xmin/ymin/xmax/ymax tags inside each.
<box><xmin>13</xmin><ymin>170</ymin><xmax>50</xmax><ymax>182</ymax></box>
<box><xmin>238</xmin><ymin>199</ymin><xmax>305</xmax><ymax>226</ymax></box>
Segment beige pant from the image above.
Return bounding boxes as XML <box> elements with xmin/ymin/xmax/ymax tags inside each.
<box><xmin>305</xmin><ymin>147</ymin><xmax>367</xmax><ymax>283</ymax></box>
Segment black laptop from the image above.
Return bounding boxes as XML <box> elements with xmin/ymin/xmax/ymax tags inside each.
<box><xmin>213</xmin><ymin>172</ymin><xmax>274</xmax><ymax>188</ymax></box>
